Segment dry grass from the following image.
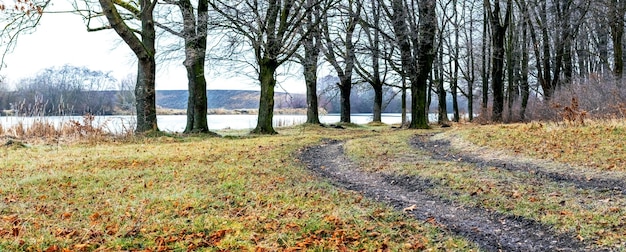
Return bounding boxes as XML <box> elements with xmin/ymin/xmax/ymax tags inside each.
<box><xmin>344</xmin><ymin>126</ymin><xmax>626</xmax><ymax>248</ymax></box>
<box><xmin>0</xmin><ymin>125</ymin><xmax>476</xmax><ymax>251</ymax></box>
<box><xmin>457</xmin><ymin>119</ymin><xmax>626</xmax><ymax>171</ymax></box>
<box><xmin>0</xmin><ymin>114</ymin><xmax>116</xmax><ymax>145</ymax></box>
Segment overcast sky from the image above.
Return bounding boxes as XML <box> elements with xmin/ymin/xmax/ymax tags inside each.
<box><xmin>1</xmin><ymin>1</ymin><xmax>307</xmax><ymax>93</ymax></box>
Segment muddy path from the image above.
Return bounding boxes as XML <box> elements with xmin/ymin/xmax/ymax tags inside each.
<box><xmin>299</xmin><ymin>139</ymin><xmax>598</xmax><ymax>252</ymax></box>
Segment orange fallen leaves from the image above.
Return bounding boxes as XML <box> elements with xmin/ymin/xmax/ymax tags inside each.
<box><xmin>154</xmin><ymin>229</ymin><xmax>232</xmax><ymax>250</ymax></box>
<box><xmin>403</xmin><ymin>204</ymin><xmax>417</xmax><ymax>212</ymax></box>
<box><xmin>61</xmin><ymin>212</ymin><xmax>73</xmax><ymax>220</ymax></box>
<box><xmin>89</xmin><ymin>212</ymin><xmax>101</xmax><ymax>222</ymax></box>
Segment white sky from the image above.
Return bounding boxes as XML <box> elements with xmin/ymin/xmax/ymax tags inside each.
<box><xmin>1</xmin><ymin>1</ymin><xmax>307</xmax><ymax>93</ymax></box>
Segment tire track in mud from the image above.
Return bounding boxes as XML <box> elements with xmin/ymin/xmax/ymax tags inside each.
<box><xmin>410</xmin><ymin>134</ymin><xmax>626</xmax><ymax>195</ymax></box>
<box><xmin>300</xmin><ymin>140</ymin><xmax>595</xmax><ymax>252</ymax></box>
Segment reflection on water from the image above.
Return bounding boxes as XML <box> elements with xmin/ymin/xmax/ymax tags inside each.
<box><xmin>0</xmin><ymin>113</ymin><xmax>442</xmax><ymax>133</ymax></box>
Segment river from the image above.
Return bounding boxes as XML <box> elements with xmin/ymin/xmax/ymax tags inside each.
<box><xmin>0</xmin><ymin>113</ymin><xmax>438</xmax><ymax>133</ymax></box>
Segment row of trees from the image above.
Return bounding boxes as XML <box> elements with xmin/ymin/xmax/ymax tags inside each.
<box><xmin>3</xmin><ymin>0</ymin><xmax>626</xmax><ymax>133</ymax></box>
<box><xmin>0</xmin><ymin>65</ymin><xmax>134</xmax><ymax>116</ymax></box>
<box><xmin>1</xmin><ymin>0</ymin><xmax>437</xmax><ymax>134</ymax></box>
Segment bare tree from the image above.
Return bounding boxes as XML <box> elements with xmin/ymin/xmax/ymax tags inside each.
<box><xmin>209</xmin><ymin>0</ymin><xmax>328</xmax><ymax>134</ymax></box>
<box><xmin>609</xmin><ymin>0</ymin><xmax>626</xmax><ymax>80</ymax></box>
<box><xmin>434</xmin><ymin>0</ymin><xmax>453</xmax><ymax>124</ymax></box>
<box><xmin>354</xmin><ymin>0</ymin><xmax>391</xmax><ymax>123</ymax></box>
<box><xmin>73</xmin><ymin>0</ymin><xmax>159</xmax><ymax>132</ymax></box>
<box><xmin>295</xmin><ymin>0</ymin><xmax>323</xmax><ymax>125</ymax></box>
<box><xmin>457</xmin><ymin>0</ymin><xmax>481</xmax><ymax>122</ymax></box>
<box><xmin>117</xmin><ymin>73</ymin><xmax>136</xmax><ymax>112</ymax></box>
<box><xmin>386</xmin><ymin>0</ymin><xmax>437</xmax><ymax>129</ymax></box>
<box><xmin>12</xmin><ymin>65</ymin><xmax>117</xmax><ymax>115</ymax></box>
<box><xmin>321</xmin><ymin>0</ymin><xmax>361</xmax><ymax>123</ymax></box>
<box><xmin>157</xmin><ymin>0</ymin><xmax>214</xmax><ymax>134</ymax></box>
<box><xmin>485</xmin><ymin>0</ymin><xmax>512</xmax><ymax>122</ymax></box>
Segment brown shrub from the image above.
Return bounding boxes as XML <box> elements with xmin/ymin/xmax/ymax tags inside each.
<box><xmin>521</xmin><ymin>76</ymin><xmax>626</xmax><ymax>122</ymax></box>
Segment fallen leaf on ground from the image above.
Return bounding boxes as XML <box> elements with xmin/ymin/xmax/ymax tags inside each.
<box><xmin>403</xmin><ymin>204</ymin><xmax>417</xmax><ymax>212</ymax></box>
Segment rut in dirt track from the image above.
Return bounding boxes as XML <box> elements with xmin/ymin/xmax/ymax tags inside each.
<box><xmin>300</xmin><ymin>140</ymin><xmax>597</xmax><ymax>252</ymax></box>
<box><xmin>410</xmin><ymin>134</ymin><xmax>626</xmax><ymax>195</ymax></box>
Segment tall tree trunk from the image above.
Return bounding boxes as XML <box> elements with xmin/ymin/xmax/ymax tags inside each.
<box><xmin>179</xmin><ymin>0</ymin><xmax>210</xmax><ymax>133</ymax></box>
<box><xmin>321</xmin><ymin>0</ymin><xmax>359</xmax><ymax>124</ymax></box>
<box><xmin>451</xmin><ymin>0</ymin><xmax>460</xmax><ymax>122</ymax></box>
<box><xmin>451</xmin><ymin>55</ymin><xmax>460</xmax><ymax>122</ymax></box>
<box><xmin>410</xmin><ymin>0</ymin><xmax>437</xmax><ymax>129</ymax></box>
<box><xmin>436</xmin><ymin>52</ymin><xmax>449</xmax><ymax>124</ymax></box>
<box><xmin>467</xmin><ymin>14</ymin><xmax>475</xmax><ymax>122</ymax></box>
<box><xmin>539</xmin><ymin>1</ymin><xmax>554</xmax><ymax>99</ymax></box>
<box><xmin>135</xmin><ymin>59</ymin><xmax>158</xmax><ymax>132</ymax></box>
<box><xmin>252</xmin><ymin>59</ymin><xmax>278</xmax><ymax>134</ymax></box>
<box><xmin>486</xmin><ymin>0</ymin><xmax>511</xmax><ymax>122</ymax></box>
<box><xmin>557</xmin><ymin>0</ymin><xmax>574</xmax><ymax>87</ymax></box>
<box><xmin>576</xmin><ymin>30</ymin><xmax>589</xmax><ymax>77</ymax></box>
<box><xmin>304</xmin><ymin>67</ymin><xmax>321</xmax><ymax>124</ymax></box>
<box><xmin>401</xmin><ymin>77</ymin><xmax>407</xmax><ymax>125</ymax></box>
<box><xmin>481</xmin><ymin>10</ymin><xmax>490</xmax><ymax>116</ymax></box>
<box><xmin>596</xmin><ymin>21</ymin><xmax>610</xmax><ymax>75</ymax></box>
<box><xmin>520</xmin><ymin>12</ymin><xmax>530</xmax><ymax>120</ymax></box>
<box><xmin>372</xmin><ymin>83</ymin><xmax>383</xmax><ymax>122</ymax></box>
<box><xmin>302</xmin><ymin>0</ymin><xmax>321</xmax><ymax>124</ymax></box>
<box><xmin>506</xmin><ymin>13</ymin><xmax>516</xmax><ymax>121</ymax></box>
<box><xmin>610</xmin><ymin>0</ymin><xmax>625</xmax><ymax>80</ymax></box>
<box><xmin>367</xmin><ymin>0</ymin><xmax>384</xmax><ymax>123</ymax></box>
<box><xmin>303</xmin><ymin>36</ymin><xmax>321</xmax><ymax>124</ymax></box>
<box><xmin>98</xmin><ymin>0</ymin><xmax>158</xmax><ymax>133</ymax></box>
<box><xmin>184</xmin><ymin>57</ymin><xmax>209</xmax><ymax>133</ymax></box>
<box><xmin>339</xmin><ymin>78</ymin><xmax>352</xmax><ymax>123</ymax></box>
<box><xmin>390</xmin><ymin>0</ymin><xmax>436</xmax><ymax>129</ymax></box>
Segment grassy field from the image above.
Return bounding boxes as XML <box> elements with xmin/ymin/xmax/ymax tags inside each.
<box><xmin>0</xmin><ymin>124</ymin><xmax>476</xmax><ymax>251</ymax></box>
<box><xmin>3</xmin><ymin>119</ymin><xmax>626</xmax><ymax>251</ymax></box>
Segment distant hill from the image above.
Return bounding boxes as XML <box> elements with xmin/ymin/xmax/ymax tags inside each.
<box><xmin>156</xmin><ymin>90</ymin><xmax>307</xmax><ymax>110</ymax></box>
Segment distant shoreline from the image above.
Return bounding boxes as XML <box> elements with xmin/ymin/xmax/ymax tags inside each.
<box><xmin>1</xmin><ymin>108</ymin><xmax>318</xmax><ymax>117</ymax></box>
<box><xmin>156</xmin><ymin>108</ymin><xmax>313</xmax><ymax>116</ymax></box>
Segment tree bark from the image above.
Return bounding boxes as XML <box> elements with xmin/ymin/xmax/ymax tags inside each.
<box><xmin>410</xmin><ymin>0</ymin><xmax>437</xmax><ymax>129</ymax></box>
<box><xmin>302</xmin><ymin>0</ymin><xmax>321</xmax><ymax>125</ymax></box>
<box><xmin>520</xmin><ymin>9</ymin><xmax>530</xmax><ymax>120</ymax></box>
<box><xmin>389</xmin><ymin>0</ymin><xmax>435</xmax><ymax>129</ymax></box>
<box><xmin>252</xmin><ymin>59</ymin><xmax>278</xmax><ymax>134</ymax></box>
<box><xmin>98</xmin><ymin>0</ymin><xmax>158</xmax><ymax>133</ymax></box>
<box><xmin>481</xmin><ymin>10</ymin><xmax>490</xmax><ymax>116</ymax></box>
<box><xmin>506</xmin><ymin>13</ymin><xmax>516</xmax><ymax>121</ymax></box>
<box><xmin>321</xmin><ymin>0</ymin><xmax>359</xmax><ymax>124</ymax></box>
<box><xmin>485</xmin><ymin>0</ymin><xmax>511</xmax><ymax>122</ymax></box>
<box><xmin>184</xmin><ymin>57</ymin><xmax>209</xmax><ymax>133</ymax></box>
<box><xmin>176</xmin><ymin>0</ymin><xmax>211</xmax><ymax>133</ymax></box>
<box><xmin>452</xmin><ymin>0</ymin><xmax>460</xmax><ymax>122</ymax></box>
<box><xmin>372</xmin><ymin>83</ymin><xmax>383</xmax><ymax>122</ymax></box>
<box><xmin>436</xmin><ymin>51</ymin><xmax>449</xmax><ymax>124</ymax></box>
<box><xmin>610</xmin><ymin>0</ymin><xmax>625</xmax><ymax>80</ymax></box>
<box><xmin>338</xmin><ymin>78</ymin><xmax>352</xmax><ymax>123</ymax></box>
<box><xmin>305</xmin><ymin>74</ymin><xmax>321</xmax><ymax>124</ymax></box>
